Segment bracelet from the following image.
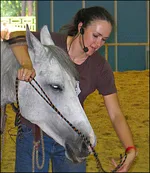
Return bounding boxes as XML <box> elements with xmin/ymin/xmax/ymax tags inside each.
<box><xmin>3</xmin><ymin>35</ymin><xmax>26</xmax><ymax>43</ymax></box>
<box><xmin>10</xmin><ymin>42</ymin><xmax>27</xmax><ymax>47</ymax></box>
<box><xmin>125</xmin><ymin>146</ymin><xmax>136</xmax><ymax>153</ymax></box>
<box><xmin>8</xmin><ymin>39</ymin><xmax>26</xmax><ymax>45</ymax></box>
<box><xmin>3</xmin><ymin>36</ymin><xmax>26</xmax><ymax>45</ymax></box>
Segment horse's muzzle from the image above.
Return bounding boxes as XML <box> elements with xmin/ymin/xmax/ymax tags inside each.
<box><xmin>65</xmin><ymin>139</ymin><xmax>90</xmax><ymax>163</ymax></box>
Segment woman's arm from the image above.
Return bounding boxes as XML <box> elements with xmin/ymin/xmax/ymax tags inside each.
<box><xmin>11</xmin><ymin>44</ymin><xmax>36</xmax><ymax>81</ymax></box>
<box><xmin>103</xmin><ymin>93</ymin><xmax>137</xmax><ymax>172</ymax></box>
<box><xmin>9</xmin><ymin>31</ymin><xmax>36</xmax><ymax>81</ymax></box>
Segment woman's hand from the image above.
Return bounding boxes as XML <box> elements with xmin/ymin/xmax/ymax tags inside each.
<box><xmin>111</xmin><ymin>149</ymin><xmax>137</xmax><ymax>172</ymax></box>
<box><xmin>18</xmin><ymin>67</ymin><xmax>36</xmax><ymax>82</ymax></box>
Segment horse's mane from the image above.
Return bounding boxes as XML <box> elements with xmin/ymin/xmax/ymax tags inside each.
<box><xmin>1</xmin><ymin>41</ymin><xmax>20</xmax><ymax>105</ymax></box>
<box><xmin>44</xmin><ymin>45</ymin><xmax>79</xmax><ymax>81</ymax></box>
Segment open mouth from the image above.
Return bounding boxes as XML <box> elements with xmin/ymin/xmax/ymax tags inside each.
<box><xmin>65</xmin><ymin>143</ymin><xmax>86</xmax><ymax>163</ymax></box>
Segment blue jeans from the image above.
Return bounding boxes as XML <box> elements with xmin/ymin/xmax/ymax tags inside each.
<box><xmin>15</xmin><ymin>124</ymin><xmax>86</xmax><ymax>172</ymax></box>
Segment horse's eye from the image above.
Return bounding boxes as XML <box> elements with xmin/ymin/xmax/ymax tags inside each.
<box><xmin>50</xmin><ymin>84</ymin><xmax>63</xmax><ymax>92</ymax></box>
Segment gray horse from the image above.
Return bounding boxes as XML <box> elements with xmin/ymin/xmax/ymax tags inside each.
<box><xmin>1</xmin><ymin>25</ymin><xmax>96</xmax><ymax>163</ymax></box>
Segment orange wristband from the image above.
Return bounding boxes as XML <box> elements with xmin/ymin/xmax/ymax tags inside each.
<box><xmin>125</xmin><ymin>146</ymin><xmax>136</xmax><ymax>153</ymax></box>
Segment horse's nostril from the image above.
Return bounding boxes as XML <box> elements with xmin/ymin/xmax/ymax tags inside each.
<box><xmin>82</xmin><ymin>141</ymin><xmax>87</xmax><ymax>150</ymax></box>
<box><xmin>65</xmin><ymin>143</ymin><xmax>81</xmax><ymax>163</ymax></box>
<box><xmin>81</xmin><ymin>141</ymin><xmax>89</xmax><ymax>157</ymax></box>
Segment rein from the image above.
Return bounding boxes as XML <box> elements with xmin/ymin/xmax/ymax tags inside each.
<box><xmin>15</xmin><ymin>77</ymin><xmax>127</xmax><ymax>172</ymax></box>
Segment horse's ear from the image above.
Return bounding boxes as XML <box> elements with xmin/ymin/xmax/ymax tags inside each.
<box><xmin>26</xmin><ymin>24</ymin><xmax>34</xmax><ymax>49</ymax></box>
<box><xmin>40</xmin><ymin>25</ymin><xmax>55</xmax><ymax>45</ymax></box>
<box><xmin>26</xmin><ymin>24</ymin><xmax>46</xmax><ymax>63</ymax></box>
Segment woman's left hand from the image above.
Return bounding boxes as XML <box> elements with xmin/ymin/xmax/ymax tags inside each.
<box><xmin>111</xmin><ymin>149</ymin><xmax>137</xmax><ymax>172</ymax></box>
<box><xmin>18</xmin><ymin>67</ymin><xmax>36</xmax><ymax>82</ymax></box>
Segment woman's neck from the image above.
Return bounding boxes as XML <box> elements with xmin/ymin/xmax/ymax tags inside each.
<box><xmin>67</xmin><ymin>35</ymin><xmax>88</xmax><ymax>65</ymax></box>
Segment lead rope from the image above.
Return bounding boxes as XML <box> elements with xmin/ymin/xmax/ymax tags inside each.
<box><xmin>28</xmin><ymin>78</ymin><xmax>127</xmax><ymax>173</ymax></box>
<box><xmin>32</xmin><ymin>129</ymin><xmax>45</xmax><ymax>172</ymax></box>
<box><xmin>15</xmin><ymin>78</ymin><xmax>45</xmax><ymax>173</ymax></box>
<box><xmin>15</xmin><ymin>79</ymin><xmax>23</xmax><ymax>139</ymax></box>
<box><xmin>0</xmin><ymin>106</ymin><xmax>7</xmax><ymax>161</ymax></box>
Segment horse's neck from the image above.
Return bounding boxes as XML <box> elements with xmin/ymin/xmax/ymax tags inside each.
<box><xmin>1</xmin><ymin>42</ymin><xmax>20</xmax><ymax>73</ymax></box>
<box><xmin>1</xmin><ymin>42</ymin><xmax>20</xmax><ymax>106</ymax></box>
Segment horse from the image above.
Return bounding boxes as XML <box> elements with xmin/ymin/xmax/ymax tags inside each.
<box><xmin>1</xmin><ymin>25</ymin><xmax>96</xmax><ymax>164</ymax></box>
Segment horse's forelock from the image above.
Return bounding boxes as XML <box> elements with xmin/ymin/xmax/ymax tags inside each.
<box><xmin>44</xmin><ymin>45</ymin><xmax>79</xmax><ymax>81</ymax></box>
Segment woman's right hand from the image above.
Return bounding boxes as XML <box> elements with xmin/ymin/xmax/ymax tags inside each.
<box><xmin>18</xmin><ymin>67</ymin><xmax>36</xmax><ymax>82</ymax></box>
<box><xmin>111</xmin><ymin>149</ymin><xmax>137</xmax><ymax>172</ymax></box>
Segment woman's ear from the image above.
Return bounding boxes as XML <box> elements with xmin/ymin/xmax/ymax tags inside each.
<box><xmin>78</xmin><ymin>22</ymin><xmax>83</xmax><ymax>33</ymax></box>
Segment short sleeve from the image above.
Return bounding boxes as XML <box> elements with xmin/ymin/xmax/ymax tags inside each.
<box><xmin>96</xmin><ymin>61</ymin><xmax>117</xmax><ymax>96</ymax></box>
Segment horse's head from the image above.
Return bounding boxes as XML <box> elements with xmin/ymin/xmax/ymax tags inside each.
<box><xmin>18</xmin><ymin>25</ymin><xmax>96</xmax><ymax>163</ymax></box>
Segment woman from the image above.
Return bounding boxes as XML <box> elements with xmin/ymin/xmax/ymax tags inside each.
<box><xmin>5</xmin><ymin>6</ymin><xmax>137</xmax><ymax>172</ymax></box>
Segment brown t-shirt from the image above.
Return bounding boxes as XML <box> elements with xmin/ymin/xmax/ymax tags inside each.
<box><xmin>33</xmin><ymin>32</ymin><xmax>117</xmax><ymax>106</ymax></box>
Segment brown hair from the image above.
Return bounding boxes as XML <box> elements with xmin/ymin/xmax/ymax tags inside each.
<box><xmin>60</xmin><ymin>6</ymin><xmax>114</xmax><ymax>36</ymax></box>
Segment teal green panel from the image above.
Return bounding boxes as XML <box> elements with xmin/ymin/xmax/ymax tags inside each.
<box><xmin>54</xmin><ymin>1</ymin><xmax>82</xmax><ymax>32</ymax></box>
<box><xmin>37</xmin><ymin>1</ymin><xmax>51</xmax><ymax>31</ymax></box>
<box><xmin>118</xmin><ymin>46</ymin><xmax>146</xmax><ymax>71</ymax></box>
<box><xmin>117</xmin><ymin>1</ymin><xmax>147</xmax><ymax>71</ymax></box>
<box><xmin>117</xmin><ymin>1</ymin><xmax>147</xmax><ymax>42</ymax></box>
<box><xmin>86</xmin><ymin>1</ymin><xmax>114</xmax><ymax>17</ymax></box>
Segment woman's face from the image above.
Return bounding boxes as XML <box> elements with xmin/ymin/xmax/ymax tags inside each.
<box><xmin>80</xmin><ymin>20</ymin><xmax>112</xmax><ymax>56</ymax></box>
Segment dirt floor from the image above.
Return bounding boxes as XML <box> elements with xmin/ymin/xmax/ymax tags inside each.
<box><xmin>1</xmin><ymin>70</ymin><xmax>149</xmax><ymax>172</ymax></box>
